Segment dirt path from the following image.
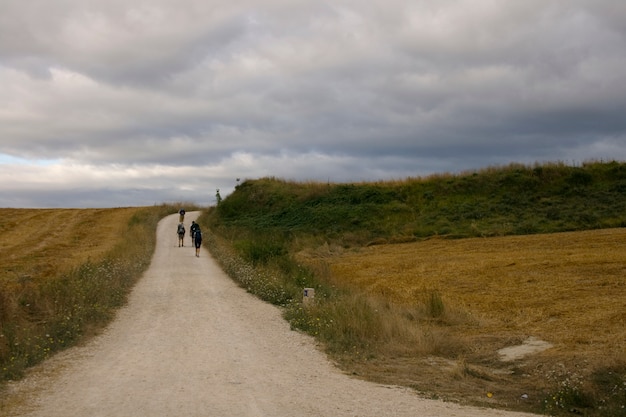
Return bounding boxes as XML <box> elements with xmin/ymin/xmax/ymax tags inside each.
<box><xmin>2</xmin><ymin>212</ymin><xmax>537</xmax><ymax>417</ymax></box>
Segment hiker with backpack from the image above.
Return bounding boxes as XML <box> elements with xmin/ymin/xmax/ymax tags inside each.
<box><xmin>177</xmin><ymin>222</ymin><xmax>186</xmax><ymax>247</ymax></box>
<box><xmin>194</xmin><ymin>227</ymin><xmax>202</xmax><ymax>257</ymax></box>
<box><xmin>190</xmin><ymin>220</ymin><xmax>199</xmax><ymax>246</ymax></box>
<box><xmin>179</xmin><ymin>208</ymin><xmax>186</xmax><ymax>223</ymax></box>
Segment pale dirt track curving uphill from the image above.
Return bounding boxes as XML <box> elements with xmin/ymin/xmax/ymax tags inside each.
<box><xmin>2</xmin><ymin>212</ymin><xmax>537</xmax><ymax>417</ymax></box>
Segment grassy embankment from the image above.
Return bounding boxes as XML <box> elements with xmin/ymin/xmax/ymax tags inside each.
<box><xmin>0</xmin><ymin>204</ymin><xmax>189</xmax><ymax>382</ymax></box>
<box><xmin>198</xmin><ymin>161</ymin><xmax>626</xmax><ymax>416</ymax></box>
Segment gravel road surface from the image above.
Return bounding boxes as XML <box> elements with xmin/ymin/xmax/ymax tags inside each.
<box><xmin>2</xmin><ymin>212</ymin><xmax>536</xmax><ymax>416</ymax></box>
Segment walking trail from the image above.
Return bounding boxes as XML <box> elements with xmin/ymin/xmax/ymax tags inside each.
<box><xmin>2</xmin><ymin>212</ymin><xmax>537</xmax><ymax>416</ymax></box>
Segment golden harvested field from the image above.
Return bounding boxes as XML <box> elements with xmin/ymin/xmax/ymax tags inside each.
<box><xmin>327</xmin><ymin>228</ymin><xmax>626</xmax><ymax>410</ymax></box>
<box><xmin>0</xmin><ymin>208</ymin><xmax>146</xmax><ymax>282</ymax></box>
<box><xmin>2</xmin><ymin>208</ymin><xmax>624</xmax><ymax>413</ymax></box>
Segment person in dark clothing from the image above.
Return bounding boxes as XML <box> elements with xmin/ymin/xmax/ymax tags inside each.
<box><xmin>190</xmin><ymin>220</ymin><xmax>199</xmax><ymax>246</ymax></box>
<box><xmin>179</xmin><ymin>208</ymin><xmax>186</xmax><ymax>223</ymax></box>
<box><xmin>177</xmin><ymin>222</ymin><xmax>185</xmax><ymax>247</ymax></box>
<box><xmin>194</xmin><ymin>227</ymin><xmax>202</xmax><ymax>257</ymax></box>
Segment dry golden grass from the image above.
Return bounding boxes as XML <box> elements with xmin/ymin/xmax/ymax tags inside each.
<box><xmin>0</xmin><ymin>208</ymin><xmax>145</xmax><ymax>282</ymax></box>
<box><xmin>325</xmin><ymin>228</ymin><xmax>626</xmax><ymax>412</ymax></box>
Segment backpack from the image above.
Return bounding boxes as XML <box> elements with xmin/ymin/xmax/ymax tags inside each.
<box><xmin>177</xmin><ymin>224</ymin><xmax>185</xmax><ymax>234</ymax></box>
<box><xmin>195</xmin><ymin>229</ymin><xmax>202</xmax><ymax>241</ymax></box>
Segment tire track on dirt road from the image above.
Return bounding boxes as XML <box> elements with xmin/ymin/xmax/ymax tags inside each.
<box><xmin>2</xmin><ymin>212</ymin><xmax>537</xmax><ymax>416</ymax></box>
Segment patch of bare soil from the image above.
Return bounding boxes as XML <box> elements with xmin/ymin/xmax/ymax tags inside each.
<box><xmin>0</xmin><ymin>212</ymin><xmax>536</xmax><ymax>416</ymax></box>
<box><xmin>498</xmin><ymin>337</ymin><xmax>553</xmax><ymax>362</ymax></box>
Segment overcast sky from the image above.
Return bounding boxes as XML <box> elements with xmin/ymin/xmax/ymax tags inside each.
<box><xmin>1</xmin><ymin>0</ymin><xmax>625</xmax><ymax>207</ymax></box>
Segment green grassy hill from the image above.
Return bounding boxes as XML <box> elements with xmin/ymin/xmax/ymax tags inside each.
<box><xmin>208</xmin><ymin>160</ymin><xmax>626</xmax><ymax>243</ymax></box>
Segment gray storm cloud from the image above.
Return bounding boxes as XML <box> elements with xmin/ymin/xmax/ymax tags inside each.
<box><xmin>0</xmin><ymin>0</ymin><xmax>625</xmax><ymax>207</ymax></box>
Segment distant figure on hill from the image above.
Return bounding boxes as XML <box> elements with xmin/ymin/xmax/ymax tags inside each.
<box><xmin>177</xmin><ymin>222</ymin><xmax>186</xmax><ymax>247</ymax></box>
<box><xmin>194</xmin><ymin>227</ymin><xmax>202</xmax><ymax>257</ymax></box>
<box><xmin>190</xmin><ymin>221</ymin><xmax>199</xmax><ymax>246</ymax></box>
<box><xmin>179</xmin><ymin>208</ymin><xmax>186</xmax><ymax>223</ymax></box>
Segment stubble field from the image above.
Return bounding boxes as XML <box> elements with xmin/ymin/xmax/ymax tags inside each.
<box><xmin>326</xmin><ymin>228</ymin><xmax>626</xmax><ymax>413</ymax></box>
<box><xmin>0</xmin><ymin>208</ymin><xmax>145</xmax><ymax>281</ymax></box>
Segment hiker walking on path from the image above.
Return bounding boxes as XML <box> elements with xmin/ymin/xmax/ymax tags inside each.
<box><xmin>190</xmin><ymin>220</ymin><xmax>199</xmax><ymax>246</ymax></box>
<box><xmin>177</xmin><ymin>222</ymin><xmax>186</xmax><ymax>247</ymax></box>
<box><xmin>179</xmin><ymin>208</ymin><xmax>186</xmax><ymax>223</ymax></box>
<box><xmin>194</xmin><ymin>226</ymin><xmax>202</xmax><ymax>257</ymax></box>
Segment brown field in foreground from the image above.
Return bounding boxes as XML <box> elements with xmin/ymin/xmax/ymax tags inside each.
<box><xmin>327</xmin><ymin>228</ymin><xmax>626</xmax><ymax>412</ymax></box>
<box><xmin>0</xmin><ymin>208</ymin><xmax>146</xmax><ymax>283</ymax></box>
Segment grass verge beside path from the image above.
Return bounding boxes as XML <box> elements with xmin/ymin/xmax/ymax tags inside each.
<box><xmin>0</xmin><ymin>205</ymin><xmax>181</xmax><ymax>382</ymax></box>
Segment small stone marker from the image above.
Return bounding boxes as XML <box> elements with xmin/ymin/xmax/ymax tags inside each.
<box><xmin>303</xmin><ymin>288</ymin><xmax>315</xmax><ymax>306</ymax></box>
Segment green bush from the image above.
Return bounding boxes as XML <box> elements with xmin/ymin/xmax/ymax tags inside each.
<box><xmin>234</xmin><ymin>238</ymin><xmax>287</xmax><ymax>265</ymax></box>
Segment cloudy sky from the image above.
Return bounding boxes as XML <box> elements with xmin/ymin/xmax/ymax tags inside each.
<box><xmin>1</xmin><ymin>0</ymin><xmax>625</xmax><ymax>207</ymax></box>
